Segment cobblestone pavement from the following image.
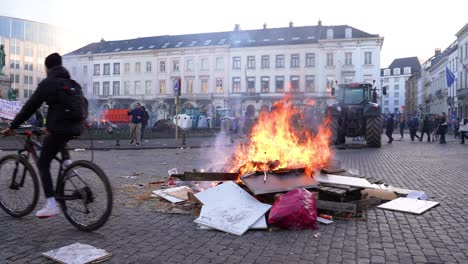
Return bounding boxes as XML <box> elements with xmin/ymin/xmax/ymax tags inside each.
<box><xmin>0</xmin><ymin>136</ymin><xmax>467</xmax><ymax>263</ymax></box>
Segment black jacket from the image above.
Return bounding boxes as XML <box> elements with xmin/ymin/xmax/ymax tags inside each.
<box><xmin>422</xmin><ymin>117</ymin><xmax>433</xmax><ymax>131</ymax></box>
<box><xmin>142</xmin><ymin>110</ymin><xmax>149</xmax><ymax>126</ymax></box>
<box><xmin>386</xmin><ymin>118</ymin><xmax>394</xmax><ymax>131</ymax></box>
<box><xmin>10</xmin><ymin>66</ymin><xmax>84</xmax><ymax>135</ymax></box>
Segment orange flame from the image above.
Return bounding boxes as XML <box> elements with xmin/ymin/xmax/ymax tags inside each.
<box><xmin>226</xmin><ymin>96</ymin><xmax>332</xmax><ymax>177</ymax></box>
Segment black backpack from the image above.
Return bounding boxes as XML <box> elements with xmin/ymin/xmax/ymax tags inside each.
<box><xmin>56</xmin><ymin>79</ymin><xmax>89</xmax><ymax>122</ymax></box>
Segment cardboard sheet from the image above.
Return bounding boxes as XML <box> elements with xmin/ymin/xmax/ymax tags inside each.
<box><xmin>318</xmin><ymin>174</ymin><xmax>375</xmax><ymax>188</ymax></box>
<box><xmin>152</xmin><ymin>186</ymin><xmax>193</xmax><ymax>203</ymax></box>
<box><xmin>240</xmin><ymin>171</ymin><xmax>317</xmax><ymax>195</ymax></box>
<box><xmin>42</xmin><ymin>243</ymin><xmax>111</xmax><ymax>264</ymax></box>
<box><xmin>378</xmin><ymin>197</ymin><xmax>439</xmax><ymax>214</ymax></box>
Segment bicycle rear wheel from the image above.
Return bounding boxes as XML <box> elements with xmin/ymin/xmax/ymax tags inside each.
<box><xmin>0</xmin><ymin>154</ymin><xmax>39</xmax><ymax>217</ymax></box>
<box><xmin>57</xmin><ymin>160</ymin><xmax>113</xmax><ymax>232</ymax></box>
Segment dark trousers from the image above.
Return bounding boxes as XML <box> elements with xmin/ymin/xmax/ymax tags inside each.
<box><xmin>461</xmin><ymin>132</ymin><xmax>468</xmax><ymax>143</ymax></box>
<box><xmin>141</xmin><ymin>124</ymin><xmax>147</xmax><ymax>141</ymax></box>
<box><xmin>439</xmin><ymin>127</ymin><xmax>447</xmax><ymax>143</ymax></box>
<box><xmin>386</xmin><ymin>129</ymin><xmax>393</xmax><ymax>142</ymax></box>
<box><xmin>400</xmin><ymin>127</ymin><xmax>404</xmax><ymax>138</ymax></box>
<box><xmin>420</xmin><ymin>130</ymin><xmax>431</xmax><ymax>141</ymax></box>
<box><xmin>38</xmin><ymin>134</ymin><xmax>72</xmax><ymax>198</ymax></box>
<box><xmin>410</xmin><ymin>129</ymin><xmax>420</xmax><ymax>140</ymax></box>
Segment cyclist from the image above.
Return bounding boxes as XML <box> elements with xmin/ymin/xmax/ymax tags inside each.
<box><xmin>1</xmin><ymin>53</ymin><xmax>85</xmax><ymax>218</ymax></box>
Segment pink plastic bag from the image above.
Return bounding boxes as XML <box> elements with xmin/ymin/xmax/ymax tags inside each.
<box><xmin>268</xmin><ymin>188</ymin><xmax>318</xmax><ymax>230</ymax></box>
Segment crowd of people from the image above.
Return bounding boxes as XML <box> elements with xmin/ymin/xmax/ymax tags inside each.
<box><xmin>384</xmin><ymin>112</ymin><xmax>468</xmax><ymax>144</ymax></box>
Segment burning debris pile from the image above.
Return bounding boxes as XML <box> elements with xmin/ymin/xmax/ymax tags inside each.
<box><xmin>146</xmin><ymin>96</ymin><xmax>439</xmax><ymax>236</ymax></box>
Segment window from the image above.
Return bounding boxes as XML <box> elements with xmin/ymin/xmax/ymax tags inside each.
<box><xmin>145</xmin><ymin>81</ymin><xmax>151</xmax><ymax>95</ymax></box>
<box><xmin>83</xmin><ymin>65</ymin><xmax>88</xmax><ymax>75</ymax></box>
<box><xmin>216</xmin><ymin>57</ymin><xmax>224</xmax><ymax>70</ymax></box>
<box><xmin>172</xmin><ymin>60</ymin><xmax>179</xmax><ymax>72</ymax></box>
<box><xmin>93</xmin><ymin>64</ymin><xmax>100</xmax><ymax>76</ymax></box>
<box><xmin>403</xmin><ymin>67</ymin><xmax>411</xmax><ymax>74</ymax></box>
<box><xmin>247</xmin><ymin>77</ymin><xmax>255</xmax><ymax>93</ymax></box>
<box><xmin>394</xmin><ymin>100</ymin><xmax>399</xmax><ymax>105</ymax></box>
<box><xmin>201</xmin><ymin>58</ymin><xmax>209</xmax><ymax>71</ymax></box>
<box><xmin>326</xmin><ymin>77</ymin><xmax>334</xmax><ymax>92</ymax></box>
<box><xmin>345</xmin><ymin>52</ymin><xmax>352</xmax><ymax>65</ymax></box>
<box><xmin>364</xmin><ymin>52</ymin><xmax>372</xmax><ymax>65</ymax></box>
<box><xmin>103</xmin><ymin>63</ymin><xmax>110</xmax><ymax>75</ymax></box>
<box><xmin>112</xmin><ymin>81</ymin><xmax>120</xmax><ymax>95</ymax></box>
<box><xmin>200</xmin><ymin>79</ymin><xmax>209</xmax><ymax>93</ymax></box>
<box><xmin>10</xmin><ymin>59</ymin><xmax>19</xmax><ymax>69</ymax></box>
<box><xmin>83</xmin><ymin>83</ymin><xmax>87</xmax><ymax>95</ymax></box>
<box><xmin>393</xmin><ymin>68</ymin><xmax>400</xmax><ymax>75</ymax></box>
<box><xmin>261</xmin><ymin>55</ymin><xmax>270</xmax><ymax>69</ymax></box>
<box><xmin>233</xmin><ymin>57</ymin><xmax>241</xmax><ymax>70</ymax></box>
<box><xmin>394</xmin><ymin>85</ymin><xmax>399</xmax><ymax>90</ymax></box>
<box><xmin>290</xmin><ymin>76</ymin><xmax>300</xmax><ymax>92</ymax></box>
<box><xmin>384</xmin><ymin>100</ymin><xmax>389</xmax><ymax>106</ymax></box>
<box><xmin>124</xmin><ymin>63</ymin><xmax>130</xmax><ymax>73</ymax></box>
<box><xmin>394</xmin><ymin>77</ymin><xmax>400</xmax><ymax>82</ymax></box>
<box><xmin>103</xmin><ymin>81</ymin><xmax>110</xmax><ymax>96</ymax></box>
<box><xmin>186</xmin><ymin>59</ymin><xmax>194</xmax><ymax>72</ymax></box>
<box><xmin>113</xmin><ymin>63</ymin><xmax>120</xmax><ymax>75</ymax></box>
<box><xmin>261</xmin><ymin>77</ymin><xmax>270</xmax><ymax>93</ymax></box>
<box><xmin>290</xmin><ymin>54</ymin><xmax>300</xmax><ymax>68</ymax></box>
<box><xmin>9</xmin><ymin>39</ymin><xmax>20</xmax><ymax>55</ymax></box>
<box><xmin>216</xmin><ymin>78</ymin><xmax>223</xmax><ymax>93</ymax></box>
<box><xmin>305</xmin><ymin>53</ymin><xmax>315</xmax><ymax>67</ymax></box>
<box><xmin>124</xmin><ymin>81</ymin><xmax>130</xmax><ymax>95</ymax></box>
<box><xmin>93</xmin><ymin>82</ymin><xmax>99</xmax><ymax>96</ymax></box>
<box><xmin>394</xmin><ymin>107</ymin><xmax>398</xmax><ymax>113</ymax></box>
<box><xmin>326</xmin><ymin>53</ymin><xmax>334</xmax><ymax>66</ymax></box>
<box><xmin>146</xmin><ymin>62</ymin><xmax>152</xmax><ymax>72</ymax></box>
<box><xmin>384</xmin><ymin>69</ymin><xmax>390</xmax><ymax>76</ymax></box>
<box><xmin>159</xmin><ymin>61</ymin><xmax>166</xmax><ymax>72</ymax></box>
<box><xmin>135</xmin><ymin>81</ymin><xmax>141</xmax><ymax>94</ymax></box>
<box><xmin>135</xmin><ymin>62</ymin><xmax>141</xmax><ymax>73</ymax></box>
<box><xmin>247</xmin><ymin>56</ymin><xmax>256</xmax><ymax>69</ymax></box>
<box><xmin>24</xmin><ymin>43</ymin><xmax>33</xmax><ymax>57</ymax></box>
<box><xmin>363</xmin><ymin>75</ymin><xmax>373</xmax><ymax>83</ymax></box>
<box><xmin>24</xmin><ymin>62</ymin><xmax>33</xmax><ymax>71</ymax></box>
<box><xmin>276</xmin><ymin>55</ymin><xmax>285</xmax><ymax>68</ymax></box>
<box><xmin>186</xmin><ymin>79</ymin><xmax>193</xmax><ymax>94</ymax></box>
<box><xmin>384</xmin><ymin>78</ymin><xmax>389</xmax><ymax>83</ymax></box>
<box><xmin>305</xmin><ymin>75</ymin><xmax>315</xmax><ymax>92</ymax></box>
<box><xmin>232</xmin><ymin>77</ymin><xmax>241</xmax><ymax>93</ymax></box>
<box><xmin>394</xmin><ymin>92</ymin><xmax>399</xmax><ymax>97</ymax></box>
<box><xmin>275</xmin><ymin>76</ymin><xmax>284</xmax><ymax>93</ymax></box>
<box><xmin>159</xmin><ymin>80</ymin><xmax>166</xmax><ymax>94</ymax></box>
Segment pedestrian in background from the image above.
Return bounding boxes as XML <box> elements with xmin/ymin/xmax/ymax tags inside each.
<box><xmin>459</xmin><ymin>117</ymin><xmax>468</xmax><ymax>144</ymax></box>
<box><xmin>453</xmin><ymin>118</ymin><xmax>460</xmax><ymax>139</ymax></box>
<box><xmin>408</xmin><ymin>117</ymin><xmax>420</xmax><ymax>141</ymax></box>
<box><xmin>386</xmin><ymin>113</ymin><xmax>394</xmax><ymax>143</ymax></box>
<box><xmin>127</xmin><ymin>103</ymin><xmax>144</xmax><ymax>146</ymax></box>
<box><xmin>140</xmin><ymin>106</ymin><xmax>149</xmax><ymax>143</ymax></box>
<box><xmin>399</xmin><ymin>117</ymin><xmax>406</xmax><ymax>139</ymax></box>
<box><xmin>420</xmin><ymin>115</ymin><xmax>432</xmax><ymax>142</ymax></box>
<box><xmin>438</xmin><ymin>112</ymin><xmax>448</xmax><ymax>144</ymax></box>
<box><xmin>432</xmin><ymin>114</ymin><xmax>440</xmax><ymax>142</ymax></box>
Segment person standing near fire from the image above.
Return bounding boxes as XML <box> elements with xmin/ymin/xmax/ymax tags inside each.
<box><xmin>140</xmin><ymin>106</ymin><xmax>149</xmax><ymax>143</ymax></box>
<box><xmin>127</xmin><ymin>103</ymin><xmax>144</xmax><ymax>146</ymax></box>
<box><xmin>386</xmin><ymin>113</ymin><xmax>394</xmax><ymax>143</ymax></box>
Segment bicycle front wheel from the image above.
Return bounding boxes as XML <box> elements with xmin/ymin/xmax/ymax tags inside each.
<box><xmin>0</xmin><ymin>154</ymin><xmax>39</xmax><ymax>217</ymax></box>
<box><xmin>57</xmin><ymin>160</ymin><xmax>113</xmax><ymax>232</ymax></box>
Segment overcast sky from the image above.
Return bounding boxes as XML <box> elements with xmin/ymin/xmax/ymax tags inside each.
<box><xmin>1</xmin><ymin>0</ymin><xmax>467</xmax><ymax>66</ymax></box>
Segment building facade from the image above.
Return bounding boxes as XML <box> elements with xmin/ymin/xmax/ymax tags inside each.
<box><xmin>63</xmin><ymin>22</ymin><xmax>384</xmax><ymax>122</ymax></box>
<box><xmin>0</xmin><ymin>16</ymin><xmax>63</xmax><ymax>101</ymax></box>
<box><xmin>456</xmin><ymin>23</ymin><xmax>468</xmax><ymax>118</ymax></box>
<box><xmin>380</xmin><ymin>57</ymin><xmax>421</xmax><ymax>114</ymax></box>
<box><xmin>405</xmin><ymin>71</ymin><xmax>421</xmax><ymax>116</ymax></box>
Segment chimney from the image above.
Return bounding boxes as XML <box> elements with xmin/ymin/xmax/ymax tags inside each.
<box><xmin>435</xmin><ymin>48</ymin><xmax>441</xmax><ymax>56</ymax></box>
<box><xmin>234</xmin><ymin>24</ymin><xmax>240</xmax><ymax>31</ymax></box>
<box><xmin>289</xmin><ymin>21</ymin><xmax>294</xmax><ymax>27</ymax></box>
<box><xmin>263</xmin><ymin>23</ymin><xmax>267</xmax><ymax>30</ymax></box>
<box><xmin>318</xmin><ymin>19</ymin><xmax>322</xmax><ymax>26</ymax></box>
<box><xmin>99</xmin><ymin>38</ymin><xmax>105</xmax><ymax>49</ymax></box>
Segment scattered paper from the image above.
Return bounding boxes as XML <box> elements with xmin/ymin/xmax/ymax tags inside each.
<box><xmin>316</xmin><ymin>217</ymin><xmax>334</xmax><ymax>225</ymax></box>
<box><xmin>168</xmin><ymin>168</ymin><xmax>178</xmax><ymax>176</ymax></box>
<box><xmin>406</xmin><ymin>191</ymin><xmax>428</xmax><ymax>200</ymax></box>
<box><xmin>152</xmin><ymin>186</ymin><xmax>193</xmax><ymax>203</ymax></box>
<box><xmin>378</xmin><ymin>197</ymin><xmax>439</xmax><ymax>215</ymax></box>
<box><xmin>42</xmin><ymin>243</ymin><xmax>111</xmax><ymax>264</ymax></box>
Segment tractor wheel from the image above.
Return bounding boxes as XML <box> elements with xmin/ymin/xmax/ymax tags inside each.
<box><xmin>366</xmin><ymin>116</ymin><xmax>382</xmax><ymax>148</ymax></box>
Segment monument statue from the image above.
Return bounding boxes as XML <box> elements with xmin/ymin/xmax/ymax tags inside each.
<box><xmin>0</xmin><ymin>44</ymin><xmax>6</xmax><ymax>75</ymax></box>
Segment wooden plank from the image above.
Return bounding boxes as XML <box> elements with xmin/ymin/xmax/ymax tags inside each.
<box><xmin>353</xmin><ymin>198</ymin><xmax>382</xmax><ymax>210</ymax></box>
<box><xmin>178</xmin><ymin>172</ymin><xmax>238</xmax><ymax>181</ymax></box>
<box><xmin>316</xmin><ymin>200</ymin><xmax>357</xmax><ymax>213</ymax></box>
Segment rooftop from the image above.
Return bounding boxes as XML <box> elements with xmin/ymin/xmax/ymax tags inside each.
<box><xmin>65</xmin><ymin>24</ymin><xmax>379</xmax><ymax>56</ymax></box>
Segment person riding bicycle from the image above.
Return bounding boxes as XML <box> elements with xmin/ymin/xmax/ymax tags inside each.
<box><xmin>1</xmin><ymin>53</ymin><xmax>87</xmax><ymax>218</ymax></box>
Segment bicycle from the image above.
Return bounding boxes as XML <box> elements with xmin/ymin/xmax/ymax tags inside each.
<box><xmin>0</xmin><ymin>127</ymin><xmax>113</xmax><ymax>231</ymax></box>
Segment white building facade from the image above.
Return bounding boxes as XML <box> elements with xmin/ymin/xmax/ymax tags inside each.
<box><xmin>380</xmin><ymin>57</ymin><xmax>421</xmax><ymax>114</ymax></box>
<box><xmin>456</xmin><ymin>23</ymin><xmax>468</xmax><ymax>118</ymax></box>
<box><xmin>63</xmin><ymin>22</ymin><xmax>384</xmax><ymax>122</ymax></box>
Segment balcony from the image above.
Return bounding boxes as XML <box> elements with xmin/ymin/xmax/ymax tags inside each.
<box><xmin>457</xmin><ymin>88</ymin><xmax>468</xmax><ymax>98</ymax></box>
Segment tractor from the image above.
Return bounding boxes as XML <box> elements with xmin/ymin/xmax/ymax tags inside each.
<box><xmin>327</xmin><ymin>82</ymin><xmax>386</xmax><ymax>148</ymax></box>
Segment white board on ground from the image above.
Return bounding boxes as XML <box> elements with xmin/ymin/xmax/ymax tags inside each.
<box><xmin>319</xmin><ymin>174</ymin><xmax>374</xmax><ymax>188</ymax></box>
<box><xmin>152</xmin><ymin>186</ymin><xmax>192</xmax><ymax>203</ymax></box>
<box><xmin>316</xmin><ymin>217</ymin><xmax>334</xmax><ymax>225</ymax></box>
<box><xmin>197</xmin><ymin>215</ymin><xmax>267</xmax><ymax>230</ymax></box>
<box><xmin>42</xmin><ymin>243</ymin><xmax>111</xmax><ymax>264</ymax></box>
<box><xmin>194</xmin><ymin>202</ymin><xmax>271</xmax><ymax>236</ymax></box>
<box><xmin>195</xmin><ymin>181</ymin><xmax>269</xmax><ymax>229</ymax></box>
<box><xmin>378</xmin><ymin>197</ymin><xmax>439</xmax><ymax>214</ymax></box>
